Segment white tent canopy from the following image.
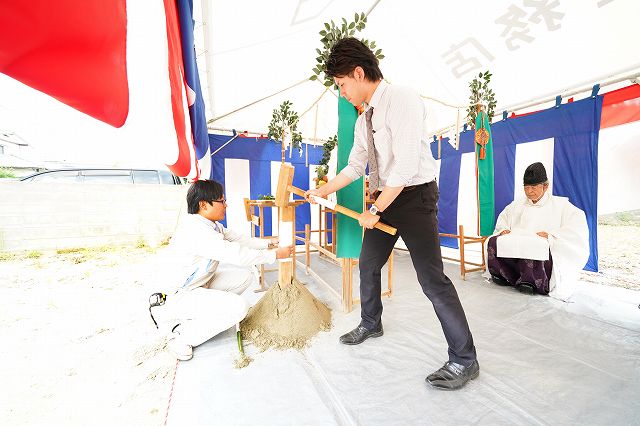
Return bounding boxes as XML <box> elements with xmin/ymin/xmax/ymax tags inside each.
<box><xmin>0</xmin><ymin>0</ymin><xmax>638</xmax><ymax>166</ymax></box>
<box><xmin>200</xmin><ymin>0</ymin><xmax>640</xmax><ymax>142</ymax></box>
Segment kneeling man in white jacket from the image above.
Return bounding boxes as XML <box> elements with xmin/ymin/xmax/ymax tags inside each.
<box><xmin>151</xmin><ymin>179</ymin><xmax>292</xmax><ymax>360</ymax></box>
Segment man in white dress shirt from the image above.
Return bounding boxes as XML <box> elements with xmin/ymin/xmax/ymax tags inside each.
<box><xmin>151</xmin><ymin>179</ymin><xmax>293</xmax><ymax>360</ymax></box>
<box><xmin>487</xmin><ymin>162</ymin><xmax>589</xmax><ymax>301</ymax></box>
<box><xmin>305</xmin><ymin>38</ymin><xmax>478</xmax><ymax>390</ymax></box>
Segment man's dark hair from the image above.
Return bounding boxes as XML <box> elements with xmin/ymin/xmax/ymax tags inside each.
<box><xmin>187</xmin><ymin>179</ymin><xmax>224</xmax><ymax>214</ymax></box>
<box><xmin>326</xmin><ymin>37</ymin><xmax>383</xmax><ymax>81</ymax></box>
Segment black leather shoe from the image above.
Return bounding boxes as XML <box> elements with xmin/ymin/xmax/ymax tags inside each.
<box><xmin>516</xmin><ymin>282</ymin><xmax>536</xmax><ymax>294</ymax></box>
<box><xmin>425</xmin><ymin>360</ymin><xmax>479</xmax><ymax>390</ymax></box>
<box><xmin>491</xmin><ymin>274</ymin><xmax>510</xmax><ymax>286</ymax></box>
<box><xmin>339</xmin><ymin>325</ymin><xmax>383</xmax><ymax>345</ymax></box>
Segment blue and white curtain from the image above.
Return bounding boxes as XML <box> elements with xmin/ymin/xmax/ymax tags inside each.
<box><xmin>209</xmin><ymin>134</ymin><xmax>326</xmax><ymax>244</ymax></box>
<box><xmin>432</xmin><ymin>96</ymin><xmax>602</xmax><ymax>271</ymax></box>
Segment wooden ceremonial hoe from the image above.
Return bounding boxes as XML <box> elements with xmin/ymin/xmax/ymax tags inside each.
<box><xmin>275</xmin><ymin>164</ymin><xmax>397</xmax><ymax>236</ymax></box>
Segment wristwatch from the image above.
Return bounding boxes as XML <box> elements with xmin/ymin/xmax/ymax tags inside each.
<box><xmin>369</xmin><ymin>204</ymin><xmax>380</xmax><ymax>216</ymax></box>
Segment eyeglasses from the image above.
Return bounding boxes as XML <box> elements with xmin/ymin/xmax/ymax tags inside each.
<box><xmin>210</xmin><ymin>199</ymin><xmax>227</xmax><ymax>205</ymax></box>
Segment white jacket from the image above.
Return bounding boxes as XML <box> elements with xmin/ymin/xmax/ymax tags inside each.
<box><xmin>493</xmin><ymin>191</ymin><xmax>590</xmax><ymax>301</ymax></box>
<box><xmin>164</xmin><ymin>214</ymin><xmax>276</xmax><ymax>292</ymax></box>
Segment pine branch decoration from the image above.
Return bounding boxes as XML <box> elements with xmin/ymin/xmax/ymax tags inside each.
<box><xmin>310</xmin><ymin>13</ymin><xmax>384</xmax><ymax>87</ymax></box>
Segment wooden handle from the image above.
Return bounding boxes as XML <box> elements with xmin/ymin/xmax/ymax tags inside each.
<box><xmin>333</xmin><ymin>205</ymin><xmax>397</xmax><ymax>235</ymax></box>
<box><xmin>289</xmin><ymin>186</ymin><xmax>307</xmax><ymax>198</ymax></box>
<box><xmin>372</xmin><ymin>221</ymin><xmax>397</xmax><ymax>236</ymax></box>
<box><xmin>288</xmin><ymin>184</ymin><xmax>397</xmax><ymax>236</ymax></box>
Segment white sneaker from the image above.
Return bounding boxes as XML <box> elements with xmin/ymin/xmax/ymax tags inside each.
<box><xmin>167</xmin><ymin>336</ymin><xmax>193</xmax><ymax>361</ymax></box>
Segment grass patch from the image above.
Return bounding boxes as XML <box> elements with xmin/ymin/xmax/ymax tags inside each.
<box><xmin>56</xmin><ymin>245</ymin><xmax>122</xmax><ymax>257</ymax></box>
<box><xmin>134</xmin><ymin>239</ymin><xmax>159</xmax><ymax>254</ymax></box>
<box><xmin>2</xmin><ymin>242</ymin><xmax>164</xmax><ymax>264</ymax></box>
<box><xmin>52</xmin><ymin>242</ymin><xmax>158</xmax><ymax>262</ymax></box>
<box><xmin>0</xmin><ymin>167</ymin><xmax>17</xmax><ymax>179</ymax></box>
<box><xmin>56</xmin><ymin>248</ymin><xmax>86</xmax><ymax>255</ymax></box>
<box><xmin>0</xmin><ymin>252</ymin><xmax>17</xmax><ymax>262</ymax></box>
<box><xmin>26</xmin><ymin>250</ymin><xmax>42</xmax><ymax>259</ymax></box>
<box><xmin>599</xmin><ymin>210</ymin><xmax>640</xmax><ymax>227</ymax></box>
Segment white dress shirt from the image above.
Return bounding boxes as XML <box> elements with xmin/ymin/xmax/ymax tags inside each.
<box><xmin>340</xmin><ymin>80</ymin><xmax>437</xmax><ymax>189</ymax></box>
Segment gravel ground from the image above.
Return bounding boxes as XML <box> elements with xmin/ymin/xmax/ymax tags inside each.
<box><xmin>0</xmin><ymin>244</ymin><xmax>175</xmax><ymax>426</ymax></box>
<box><xmin>580</xmin><ymin>223</ymin><xmax>640</xmax><ymax>291</ymax></box>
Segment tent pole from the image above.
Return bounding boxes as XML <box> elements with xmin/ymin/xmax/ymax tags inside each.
<box><xmin>310</xmin><ymin>105</ymin><xmax>318</xmax><ymax>168</ymax></box>
<box><xmin>208</xmin><ymin>79</ymin><xmax>308</xmax><ymax>124</ymax></box>
<box><xmin>200</xmin><ymin>0</ymin><xmax>216</xmax><ymax>117</ymax></box>
<box><xmin>365</xmin><ymin>0</ymin><xmax>382</xmax><ymax>17</ymax></box>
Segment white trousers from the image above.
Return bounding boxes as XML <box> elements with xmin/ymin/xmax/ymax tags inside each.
<box><xmin>156</xmin><ymin>267</ymin><xmax>253</xmax><ymax>347</ymax></box>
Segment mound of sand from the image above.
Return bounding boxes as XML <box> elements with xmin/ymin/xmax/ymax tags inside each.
<box><xmin>241</xmin><ymin>278</ymin><xmax>331</xmax><ymax>351</ymax></box>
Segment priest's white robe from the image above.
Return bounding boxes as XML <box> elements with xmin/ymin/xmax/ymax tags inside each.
<box><xmin>491</xmin><ymin>191</ymin><xmax>590</xmax><ymax>301</ymax></box>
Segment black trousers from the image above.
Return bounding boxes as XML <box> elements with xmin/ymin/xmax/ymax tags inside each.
<box><xmin>359</xmin><ymin>181</ymin><xmax>477</xmax><ymax>365</ymax></box>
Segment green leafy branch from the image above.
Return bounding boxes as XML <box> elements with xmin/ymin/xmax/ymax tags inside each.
<box><xmin>466</xmin><ymin>71</ymin><xmax>497</xmax><ymax>127</ymax></box>
<box><xmin>267</xmin><ymin>100</ymin><xmax>303</xmax><ymax>152</ymax></box>
<box><xmin>315</xmin><ymin>135</ymin><xmax>337</xmax><ymax>180</ymax></box>
<box><xmin>310</xmin><ymin>13</ymin><xmax>384</xmax><ymax>87</ymax></box>
<box><xmin>0</xmin><ymin>167</ymin><xmax>17</xmax><ymax>179</ymax></box>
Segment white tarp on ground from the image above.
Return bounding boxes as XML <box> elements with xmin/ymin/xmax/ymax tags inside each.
<box><xmin>166</xmin><ymin>253</ymin><xmax>640</xmax><ymax>425</ymax></box>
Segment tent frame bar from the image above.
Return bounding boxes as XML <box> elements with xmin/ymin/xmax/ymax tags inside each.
<box><xmin>499</xmin><ymin>66</ymin><xmax>640</xmax><ymax>114</ymax></box>
<box><xmin>429</xmin><ymin>64</ymin><xmax>640</xmax><ymax>138</ymax></box>
<box><xmin>207</xmin><ymin>126</ymin><xmax>328</xmax><ymax>145</ymax></box>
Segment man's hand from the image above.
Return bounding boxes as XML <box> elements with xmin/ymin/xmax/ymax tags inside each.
<box><xmin>358</xmin><ymin>211</ymin><xmax>380</xmax><ymax>230</ymax></box>
<box><xmin>536</xmin><ymin>231</ymin><xmax>549</xmax><ymax>239</ymax></box>
<box><xmin>304</xmin><ymin>188</ymin><xmax>325</xmax><ymax>204</ymax></box>
<box><xmin>304</xmin><ymin>173</ymin><xmax>353</xmax><ymax>204</ymax></box>
<box><xmin>275</xmin><ymin>245</ymin><xmax>294</xmax><ymax>259</ymax></box>
<box><xmin>268</xmin><ymin>237</ymin><xmax>279</xmax><ymax>248</ymax></box>
<box><xmin>499</xmin><ymin>230</ymin><xmax>511</xmax><ymax>236</ymax></box>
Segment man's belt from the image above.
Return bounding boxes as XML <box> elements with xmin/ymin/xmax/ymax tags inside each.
<box><xmin>400</xmin><ymin>182</ymin><xmax>428</xmax><ymax>192</ymax></box>
<box><xmin>374</xmin><ymin>181</ymin><xmax>432</xmax><ymax>198</ymax></box>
